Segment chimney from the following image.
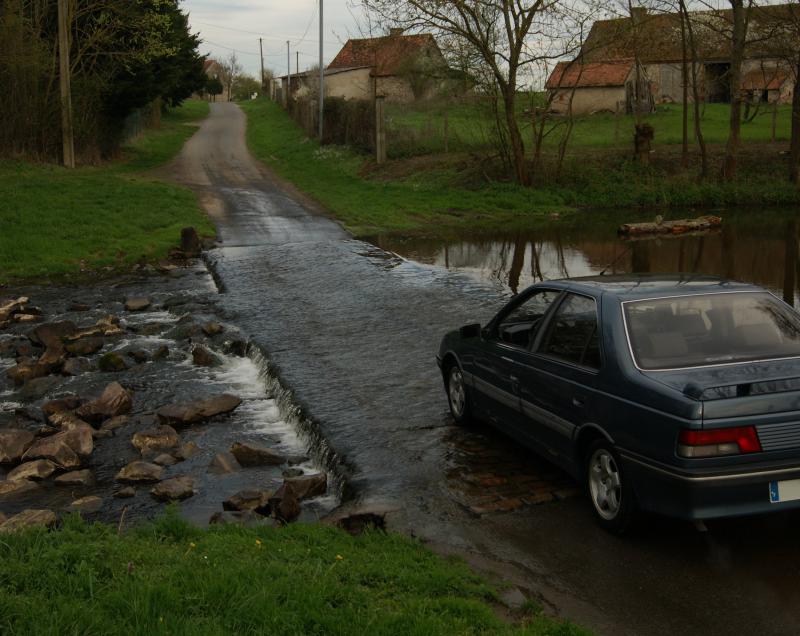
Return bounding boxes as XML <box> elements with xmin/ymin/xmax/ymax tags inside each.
<box><xmin>389</xmin><ymin>27</ymin><xmax>405</xmax><ymax>37</ymax></box>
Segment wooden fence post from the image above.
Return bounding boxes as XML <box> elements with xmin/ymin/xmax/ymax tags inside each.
<box><xmin>443</xmin><ymin>107</ymin><xmax>449</xmax><ymax>154</ymax></box>
<box><xmin>772</xmin><ymin>100</ymin><xmax>778</xmax><ymax>143</ymax></box>
<box><xmin>375</xmin><ymin>95</ymin><xmax>387</xmax><ymax>164</ymax></box>
<box><xmin>614</xmin><ymin>101</ymin><xmax>620</xmax><ymax>146</ymax></box>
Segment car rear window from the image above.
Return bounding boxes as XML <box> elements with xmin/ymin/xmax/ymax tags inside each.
<box><xmin>623</xmin><ymin>292</ymin><xmax>800</xmax><ymax>370</ymax></box>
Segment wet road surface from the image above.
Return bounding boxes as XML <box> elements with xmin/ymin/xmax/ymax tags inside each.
<box><xmin>167</xmin><ymin>102</ymin><xmax>800</xmax><ymax>636</ymax></box>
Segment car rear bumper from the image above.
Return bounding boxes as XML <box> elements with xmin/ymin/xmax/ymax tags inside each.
<box><xmin>620</xmin><ymin>451</ymin><xmax>800</xmax><ymax>520</ymax></box>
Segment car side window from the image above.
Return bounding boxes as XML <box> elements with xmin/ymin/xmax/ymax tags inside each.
<box><xmin>540</xmin><ymin>293</ymin><xmax>601</xmax><ymax>369</ymax></box>
<box><xmin>496</xmin><ymin>290</ymin><xmax>560</xmax><ymax>349</ymax></box>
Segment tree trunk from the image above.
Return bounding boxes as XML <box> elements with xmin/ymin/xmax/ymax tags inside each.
<box><xmin>722</xmin><ymin>0</ymin><xmax>747</xmax><ymax>181</ymax></box>
<box><xmin>682</xmin><ymin>0</ymin><xmax>708</xmax><ymax>179</ymax></box>
<box><xmin>791</xmin><ymin>54</ymin><xmax>800</xmax><ymax>184</ymax></box>
<box><xmin>503</xmin><ymin>87</ymin><xmax>529</xmax><ymax>186</ymax></box>
<box><xmin>680</xmin><ymin>9</ymin><xmax>689</xmax><ymax>169</ymax></box>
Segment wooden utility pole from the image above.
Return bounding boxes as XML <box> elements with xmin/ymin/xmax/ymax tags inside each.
<box><xmin>375</xmin><ymin>95</ymin><xmax>387</xmax><ymax>164</ymax></box>
<box><xmin>259</xmin><ymin>38</ymin><xmax>265</xmax><ymax>92</ymax></box>
<box><xmin>286</xmin><ymin>40</ymin><xmax>291</xmax><ymax>106</ymax></box>
<box><xmin>318</xmin><ymin>0</ymin><xmax>324</xmax><ymax>140</ymax></box>
<box><xmin>57</xmin><ymin>0</ymin><xmax>75</xmax><ymax>168</ymax></box>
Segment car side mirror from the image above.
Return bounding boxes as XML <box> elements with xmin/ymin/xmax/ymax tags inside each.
<box><xmin>459</xmin><ymin>323</ymin><xmax>482</xmax><ymax>339</ymax></box>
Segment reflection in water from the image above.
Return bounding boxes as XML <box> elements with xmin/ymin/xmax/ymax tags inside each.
<box><xmin>369</xmin><ymin>210</ymin><xmax>800</xmax><ymax>306</ymax></box>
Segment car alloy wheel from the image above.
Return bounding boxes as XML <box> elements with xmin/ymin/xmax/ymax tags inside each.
<box><xmin>588</xmin><ymin>447</ymin><xmax>622</xmax><ymax>521</ymax></box>
<box><xmin>448</xmin><ymin>365</ymin><xmax>467</xmax><ymax>419</ymax></box>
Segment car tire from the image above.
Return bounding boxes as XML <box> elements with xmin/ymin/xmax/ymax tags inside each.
<box><xmin>445</xmin><ymin>363</ymin><xmax>472</xmax><ymax>425</ymax></box>
<box><xmin>585</xmin><ymin>439</ymin><xmax>637</xmax><ymax>534</ymax></box>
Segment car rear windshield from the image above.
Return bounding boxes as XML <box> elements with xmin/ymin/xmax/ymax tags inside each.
<box><xmin>623</xmin><ymin>292</ymin><xmax>800</xmax><ymax>370</ymax></box>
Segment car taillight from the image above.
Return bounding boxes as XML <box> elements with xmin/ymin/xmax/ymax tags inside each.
<box><xmin>677</xmin><ymin>426</ymin><xmax>762</xmax><ymax>458</ymax></box>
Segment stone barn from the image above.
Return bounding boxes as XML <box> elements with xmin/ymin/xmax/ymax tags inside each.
<box><xmin>547</xmin><ymin>4</ymin><xmax>797</xmax><ymax>115</ymax></box>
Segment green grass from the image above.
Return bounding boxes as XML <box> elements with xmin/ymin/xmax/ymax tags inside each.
<box><xmin>386</xmin><ymin>99</ymin><xmax>794</xmax><ymax>155</ymax></box>
<box><xmin>240</xmin><ymin>100</ymin><xmax>568</xmax><ymax>236</ymax></box>
<box><xmin>241</xmin><ymin>99</ymin><xmax>800</xmax><ymax>236</ymax></box>
<box><xmin>0</xmin><ymin>100</ymin><xmax>214</xmax><ymax>282</ymax></box>
<box><xmin>0</xmin><ymin>512</ymin><xmax>586</xmax><ymax>636</ymax></box>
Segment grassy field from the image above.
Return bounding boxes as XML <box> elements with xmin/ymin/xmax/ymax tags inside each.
<box><xmin>242</xmin><ymin>99</ymin><xmax>799</xmax><ymax>237</ymax></box>
<box><xmin>0</xmin><ymin>512</ymin><xmax>585</xmax><ymax>636</ymax></box>
<box><xmin>386</xmin><ymin>99</ymin><xmax>794</xmax><ymax>156</ymax></box>
<box><xmin>241</xmin><ymin>100</ymin><xmax>567</xmax><ymax>236</ymax></box>
<box><xmin>0</xmin><ymin>100</ymin><xmax>214</xmax><ymax>282</ymax></box>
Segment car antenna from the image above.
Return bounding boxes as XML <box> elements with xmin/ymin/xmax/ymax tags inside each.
<box><xmin>598</xmin><ymin>243</ymin><xmax>634</xmax><ymax>276</ymax></box>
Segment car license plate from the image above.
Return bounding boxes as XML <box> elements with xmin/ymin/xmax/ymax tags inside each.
<box><xmin>769</xmin><ymin>479</ymin><xmax>800</xmax><ymax>503</ymax></box>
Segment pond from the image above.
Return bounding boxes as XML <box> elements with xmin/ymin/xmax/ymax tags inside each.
<box><xmin>366</xmin><ymin>208</ymin><xmax>800</xmax><ymax>305</ymax></box>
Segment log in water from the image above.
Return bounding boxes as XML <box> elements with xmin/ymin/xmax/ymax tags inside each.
<box><xmin>618</xmin><ymin>215</ymin><xmax>722</xmax><ymax>236</ymax></box>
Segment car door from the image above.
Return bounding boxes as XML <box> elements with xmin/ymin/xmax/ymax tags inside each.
<box><xmin>471</xmin><ymin>289</ymin><xmax>562</xmax><ymax>436</ymax></box>
<box><xmin>516</xmin><ymin>292</ymin><xmax>603</xmax><ymax>463</ymax></box>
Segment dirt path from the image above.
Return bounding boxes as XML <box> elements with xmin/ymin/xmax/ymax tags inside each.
<box><xmin>165</xmin><ymin>102</ymin><xmax>800</xmax><ymax>636</ymax></box>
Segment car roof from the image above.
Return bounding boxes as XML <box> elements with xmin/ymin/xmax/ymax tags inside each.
<box><xmin>537</xmin><ymin>274</ymin><xmax>762</xmax><ymax>299</ymax></box>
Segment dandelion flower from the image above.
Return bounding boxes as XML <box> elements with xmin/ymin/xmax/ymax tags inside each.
<box><xmin>255</xmin><ymin>539</ymin><xmax>262</xmax><ymax>548</ymax></box>
<box><xmin>189</xmin><ymin>542</ymin><xmax>196</xmax><ymax>549</ymax></box>
<box><xmin>335</xmin><ymin>555</ymin><xmax>344</xmax><ymax>561</ymax></box>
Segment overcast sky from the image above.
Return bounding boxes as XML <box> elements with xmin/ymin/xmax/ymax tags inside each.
<box><xmin>182</xmin><ymin>0</ymin><xmax>366</xmax><ymax>78</ymax></box>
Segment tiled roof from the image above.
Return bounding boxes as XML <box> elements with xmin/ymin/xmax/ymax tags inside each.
<box><xmin>327</xmin><ymin>34</ymin><xmax>440</xmax><ymax>76</ymax></box>
<box><xmin>546</xmin><ymin>60</ymin><xmax>634</xmax><ymax>89</ymax></box>
<box><xmin>741</xmin><ymin>69</ymin><xmax>790</xmax><ymax>91</ymax></box>
<box><xmin>581</xmin><ymin>4</ymin><xmax>797</xmax><ymax>63</ymax></box>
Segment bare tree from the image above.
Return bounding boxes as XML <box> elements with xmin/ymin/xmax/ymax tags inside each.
<box><xmin>360</xmin><ymin>0</ymin><xmax>585</xmax><ymax>186</ymax></box>
<box><xmin>679</xmin><ymin>0</ymin><xmax>709</xmax><ymax>179</ymax></box>
<box><xmin>219</xmin><ymin>52</ymin><xmax>243</xmax><ymax>102</ymax></box>
<box><xmin>721</xmin><ymin>0</ymin><xmax>752</xmax><ymax>181</ymax></box>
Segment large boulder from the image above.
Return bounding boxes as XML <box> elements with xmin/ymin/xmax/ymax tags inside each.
<box><xmin>208</xmin><ymin>451</ymin><xmax>241</xmax><ymax>474</ymax></box>
<box><xmin>18</xmin><ymin>376</ymin><xmax>61</xmax><ymax>400</ymax></box>
<box><xmin>223</xmin><ymin>489</ymin><xmax>272</xmax><ymax>513</ymax></box>
<box><xmin>156</xmin><ymin>394</ymin><xmax>241</xmax><ymax>427</ymax></box>
<box><xmin>0</xmin><ymin>509</ymin><xmax>57</xmax><ymax>533</ymax></box>
<box><xmin>124</xmin><ymin>298</ymin><xmax>151</xmax><ymax>312</ymax></box>
<box><xmin>191</xmin><ymin>345</ymin><xmax>222</xmax><ymax>367</ymax></box>
<box><xmin>54</xmin><ymin>469</ymin><xmax>95</xmax><ymax>487</ymax></box>
<box><xmin>49</xmin><ymin>412</ymin><xmax>92</xmax><ymax>433</ymax></box>
<box><xmin>0</xmin><ymin>297</ymin><xmax>30</xmax><ymax>323</ymax></box>
<box><xmin>0</xmin><ymin>478</ymin><xmax>40</xmax><ymax>499</ymax></box>
<box><xmin>42</xmin><ymin>396</ymin><xmax>84</xmax><ymax>421</ymax></box>
<box><xmin>6</xmin><ymin>361</ymin><xmax>49</xmax><ymax>386</ymax></box>
<box><xmin>29</xmin><ymin>320</ymin><xmax>76</xmax><ymax>347</ymax></box>
<box><xmin>76</xmin><ymin>382</ymin><xmax>133</xmax><ymax>423</ymax></box>
<box><xmin>202</xmin><ymin>322</ymin><xmax>224</xmax><ymax>337</ymax></box>
<box><xmin>131</xmin><ymin>425</ymin><xmax>179</xmax><ymax>453</ymax></box>
<box><xmin>284</xmin><ymin>473</ymin><xmax>327</xmax><ymax>501</ymax></box>
<box><xmin>67</xmin><ymin>496</ymin><xmax>103</xmax><ymax>514</ymax></box>
<box><xmin>151</xmin><ymin>476</ymin><xmax>194</xmax><ymax>501</ymax></box>
<box><xmin>65</xmin><ymin>337</ymin><xmax>104</xmax><ymax>356</ymax></box>
<box><xmin>62</xmin><ymin>357</ymin><xmax>92</xmax><ymax>376</ymax></box>
<box><xmin>7</xmin><ymin>459</ymin><xmax>57</xmax><ymax>482</ymax></box>
<box><xmin>115</xmin><ymin>460</ymin><xmax>163</xmax><ymax>483</ymax></box>
<box><xmin>22</xmin><ymin>427</ymin><xmax>92</xmax><ymax>468</ymax></box>
<box><xmin>66</xmin><ymin>315</ymin><xmax>123</xmax><ymax>340</ymax></box>
<box><xmin>269</xmin><ymin>482</ymin><xmax>301</xmax><ymax>523</ymax></box>
<box><xmin>98</xmin><ymin>352</ymin><xmax>127</xmax><ymax>373</ymax></box>
<box><xmin>0</xmin><ymin>429</ymin><xmax>35</xmax><ymax>464</ymax></box>
<box><xmin>230</xmin><ymin>441</ymin><xmax>286</xmax><ymax>467</ymax></box>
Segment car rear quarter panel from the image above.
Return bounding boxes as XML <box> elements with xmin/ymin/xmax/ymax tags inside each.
<box><xmin>593</xmin><ymin>295</ymin><xmax>703</xmax><ymax>466</ymax></box>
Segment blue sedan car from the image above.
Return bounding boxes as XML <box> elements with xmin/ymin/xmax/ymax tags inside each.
<box><xmin>437</xmin><ymin>275</ymin><xmax>800</xmax><ymax>532</ymax></box>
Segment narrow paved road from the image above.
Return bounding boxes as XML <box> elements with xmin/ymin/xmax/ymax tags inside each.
<box><xmin>168</xmin><ymin>102</ymin><xmax>800</xmax><ymax>636</ymax></box>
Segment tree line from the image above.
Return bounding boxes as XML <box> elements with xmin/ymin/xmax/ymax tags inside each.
<box><xmin>0</xmin><ymin>0</ymin><xmax>207</xmax><ymax>162</ymax></box>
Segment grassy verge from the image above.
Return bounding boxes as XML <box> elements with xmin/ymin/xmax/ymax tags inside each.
<box><xmin>0</xmin><ymin>512</ymin><xmax>586</xmax><ymax>636</ymax></box>
<box><xmin>241</xmin><ymin>100</ymin><xmax>799</xmax><ymax>238</ymax></box>
<box><xmin>0</xmin><ymin>100</ymin><xmax>214</xmax><ymax>282</ymax></box>
<box><xmin>240</xmin><ymin>100</ymin><xmax>568</xmax><ymax>237</ymax></box>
